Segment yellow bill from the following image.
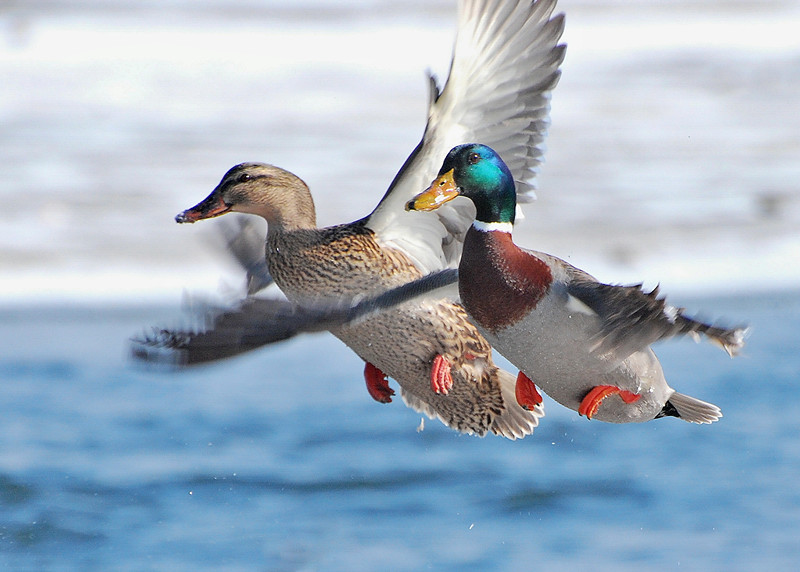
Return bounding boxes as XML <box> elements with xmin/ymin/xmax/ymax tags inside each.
<box><xmin>405</xmin><ymin>169</ymin><xmax>460</xmax><ymax>211</ymax></box>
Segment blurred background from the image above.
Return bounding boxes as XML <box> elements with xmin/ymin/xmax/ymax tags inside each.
<box><xmin>1</xmin><ymin>1</ymin><xmax>799</xmax><ymax>570</ymax></box>
<box><xmin>2</xmin><ymin>0</ymin><xmax>798</xmax><ymax>302</ymax></box>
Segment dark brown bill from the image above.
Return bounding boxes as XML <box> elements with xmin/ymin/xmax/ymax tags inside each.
<box><xmin>175</xmin><ymin>191</ymin><xmax>231</xmax><ymax>223</ymax></box>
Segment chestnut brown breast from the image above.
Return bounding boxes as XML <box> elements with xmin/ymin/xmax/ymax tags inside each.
<box><xmin>458</xmin><ymin>228</ymin><xmax>552</xmax><ymax>333</ymax></box>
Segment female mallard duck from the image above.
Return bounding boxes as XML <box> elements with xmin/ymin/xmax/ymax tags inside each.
<box><xmin>171</xmin><ymin>0</ymin><xmax>566</xmax><ymax>438</ymax></box>
<box><xmin>407</xmin><ymin>144</ymin><xmax>747</xmax><ymax>423</ymax></box>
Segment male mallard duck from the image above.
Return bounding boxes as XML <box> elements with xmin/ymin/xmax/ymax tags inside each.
<box><xmin>407</xmin><ymin>144</ymin><xmax>747</xmax><ymax>423</ymax></box>
<box><xmin>171</xmin><ymin>0</ymin><xmax>566</xmax><ymax>438</ymax></box>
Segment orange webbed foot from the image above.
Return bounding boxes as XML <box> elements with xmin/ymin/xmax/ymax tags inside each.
<box><xmin>364</xmin><ymin>362</ymin><xmax>394</xmax><ymax>403</ymax></box>
<box><xmin>515</xmin><ymin>371</ymin><xmax>543</xmax><ymax>411</ymax></box>
<box><xmin>431</xmin><ymin>354</ymin><xmax>453</xmax><ymax>395</ymax></box>
<box><xmin>578</xmin><ymin>385</ymin><xmax>642</xmax><ymax>419</ymax></box>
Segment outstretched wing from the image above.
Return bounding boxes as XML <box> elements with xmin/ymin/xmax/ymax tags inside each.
<box><xmin>131</xmin><ymin>269</ymin><xmax>459</xmax><ymax>367</ymax></box>
<box><xmin>367</xmin><ymin>0</ymin><xmax>566</xmax><ymax>273</ymax></box>
<box><xmin>565</xmin><ymin>276</ymin><xmax>749</xmax><ymax>360</ymax></box>
<box><xmin>131</xmin><ymin>296</ymin><xmax>325</xmax><ymax>367</ymax></box>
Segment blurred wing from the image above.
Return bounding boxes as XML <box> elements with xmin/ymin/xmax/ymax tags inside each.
<box><xmin>131</xmin><ymin>269</ymin><xmax>459</xmax><ymax>367</ymax></box>
<box><xmin>215</xmin><ymin>215</ymin><xmax>273</xmax><ymax>295</ymax></box>
<box><xmin>131</xmin><ymin>296</ymin><xmax>323</xmax><ymax>367</ymax></box>
<box><xmin>565</xmin><ymin>276</ymin><xmax>749</xmax><ymax>360</ymax></box>
<box><xmin>367</xmin><ymin>0</ymin><xmax>566</xmax><ymax>273</ymax></box>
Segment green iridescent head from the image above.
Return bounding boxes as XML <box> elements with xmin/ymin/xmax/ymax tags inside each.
<box><xmin>406</xmin><ymin>143</ymin><xmax>517</xmax><ymax>225</ymax></box>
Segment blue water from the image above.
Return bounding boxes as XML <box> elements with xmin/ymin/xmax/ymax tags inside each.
<box><xmin>1</xmin><ymin>290</ymin><xmax>798</xmax><ymax>570</ymax></box>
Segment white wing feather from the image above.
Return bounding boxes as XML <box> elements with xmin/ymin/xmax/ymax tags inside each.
<box><xmin>367</xmin><ymin>0</ymin><xmax>565</xmax><ymax>273</ymax></box>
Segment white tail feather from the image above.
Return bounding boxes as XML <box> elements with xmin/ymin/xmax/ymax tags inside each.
<box><xmin>668</xmin><ymin>392</ymin><xmax>722</xmax><ymax>424</ymax></box>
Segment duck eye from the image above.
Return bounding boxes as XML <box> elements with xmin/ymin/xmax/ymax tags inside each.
<box><xmin>468</xmin><ymin>152</ymin><xmax>480</xmax><ymax>165</ymax></box>
<box><xmin>237</xmin><ymin>173</ymin><xmax>252</xmax><ymax>183</ymax></box>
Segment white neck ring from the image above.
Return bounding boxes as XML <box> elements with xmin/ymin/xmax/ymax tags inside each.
<box><xmin>472</xmin><ymin>220</ymin><xmax>513</xmax><ymax>233</ymax></box>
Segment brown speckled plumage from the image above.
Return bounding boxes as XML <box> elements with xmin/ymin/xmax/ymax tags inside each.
<box><xmin>181</xmin><ymin>163</ymin><xmax>539</xmax><ymax>438</ymax></box>
<box><xmin>164</xmin><ymin>0</ymin><xmax>570</xmax><ymax>437</ymax></box>
<box><xmin>267</xmin><ymin>221</ymin><xmax>417</xmax><ymax>299</ymax></box>
<box><xmin>265</xmin><ymin>191</ymin><xmax>521</xmax><ymax>435</ymax></box>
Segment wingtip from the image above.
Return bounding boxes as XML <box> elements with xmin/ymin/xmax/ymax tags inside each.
<box><xmin>427</xmin><ymin>71</ymin><xmax>442</xmax><ymax>105</ymax></box>
<box><xmin>129</xmin><ymin>329</ymin><xmax>189</xmax><ymax>369</ymax></box>
<box><xmin>718</xmin><ymin>325</ymin><xmax>751</xmax><ymax>358</ymax></box>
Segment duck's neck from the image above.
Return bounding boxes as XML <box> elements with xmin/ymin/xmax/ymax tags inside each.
<box><xmin>459</xmin><ymin>224</ymin><xmax>552</xmax><ymax>332</ymax></box>
<box><xmin>265</xmin><ymin>206</ymin><xmax>316</xmax><ymax>234</ymax></box>
<box><xmin>260</xmin><ymin>187</ymin><xmax>317</xmax><ymax>234</ymax></box>
<box><xmin>468</xmin><ymin>167</ymin><xmax>517</xmax><ymax>227</ymax></box>
<box><xmin>472</xmin><ymin>220</ymin><xmax>514</xmax><ymax>234</ymax></box>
